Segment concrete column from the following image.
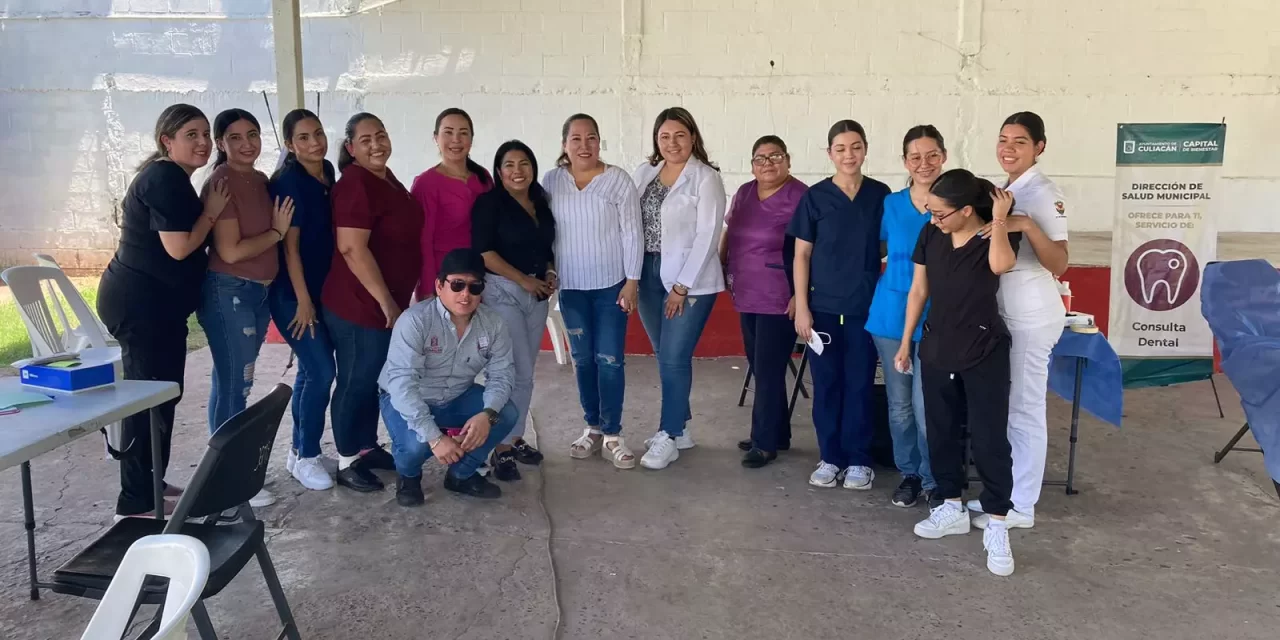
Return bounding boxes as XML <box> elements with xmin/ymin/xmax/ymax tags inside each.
<box><xmin>272</xmin><ymin>0</ymin><xmax>304</xmax><ymax>114</ymax></box>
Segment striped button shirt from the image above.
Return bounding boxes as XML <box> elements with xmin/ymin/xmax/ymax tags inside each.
<box><xmin>543</xmin><ymin>164</ymin><xmax>643</xmax><ymax>291</ymax></box>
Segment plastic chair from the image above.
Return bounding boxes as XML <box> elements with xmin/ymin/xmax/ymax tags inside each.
<box><xmin>78</xmin><ymin>535</ymin><xmax>210</xmax><ymax>640</ymax></box>
<box><xmin>545</xmin><ymin>291</ymin><xmax>571</xmax><ymax>366</ymax></box>
<box><xmin>32</xmin><ymin>254</ymin><xmax>117</xmax><ymax>351</ymax></box>
<box><xmin>52</xmin><ymin>384</ymin><xmax>302</xmax><ymax>640</ymax></box>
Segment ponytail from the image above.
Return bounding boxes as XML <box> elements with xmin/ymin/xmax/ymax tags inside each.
<box><xmin>466</xmin><ymin>157</ymin><xmax>490</xmax><ymax>186</ymax></box>
<box><xmin>339</xmin><ymin>112</ymin><xmax>383</xmax><ymax>172</ymax></box>
<box><xmin>929</xmin><ymin>169</ymin><xmax>1008</xmax><ymax>223</ymax></box>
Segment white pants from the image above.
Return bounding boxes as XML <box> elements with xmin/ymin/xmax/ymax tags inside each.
<box><xmin>1007</xmin><ymin>320</ymin><xmax>1063</xmax><ymax>515</ymax></box>
<box><xmin>485</xmin><ymin>275</ymin><xmax>551</xmax><ymax>445</ymax></box>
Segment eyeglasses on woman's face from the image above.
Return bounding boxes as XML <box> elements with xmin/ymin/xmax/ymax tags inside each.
<box><xmin>905</xmin><ymin>151</ymin><xmax>944</xmax><ymax>167</ymax></box>
<box><xmin>751</xmin><ymin>152</ymin><xmax>787</xmax><ymax>166</ymax></box>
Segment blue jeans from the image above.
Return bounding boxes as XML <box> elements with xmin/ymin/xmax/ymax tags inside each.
<box><xmin>197</xmin><ymin>272</ymin><xmax>271</xmax><ymax>434</ymax></box>
<box><xmin>268</xmin><ymin>286</ymin><xmax>336</xmax><ymax>459</ymax></box>
<box><xmin>557</xmin><ymin>280</ymin><xmax>629</xmax><ymax>435</ymax></box>
<box><xmin>808</xmin><ymin>311</ymin><xmax>877</xmax><ymax>468</ymax></box>
<box><xmin>324</xmin><ymin>307</ymin><xmax>390</xmax><ymax>457</ymax></box>
<box><xmin>871</xmin><ymin>335</ymin><xmax>934</xmax><ymax>489</ymax></box>
<box><xmin>637</xmin><ymin>253</ymin><xmax>717</xmax><ymax>437</ymax></box>
<box><xmin>380</xmin><ymin>385</ymin><xmax>518</xmax><ymax>479</ymax></box>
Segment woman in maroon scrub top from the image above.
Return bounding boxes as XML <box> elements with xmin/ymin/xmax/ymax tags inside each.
<box><xmin>321</xmin><ymin>112</ymin><xmax>424</xmax><ymax>494</ymax></box>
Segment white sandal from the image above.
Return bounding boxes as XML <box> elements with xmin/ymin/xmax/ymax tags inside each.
<box><xmin>570</xmin><ymin>428</ymin><xmax>602</xmax><ymax>459</ymax></box>
<box><xmin>603</xmin><ymin>435</ymin><xmax>636</xmax><ymax>470</ymax></box>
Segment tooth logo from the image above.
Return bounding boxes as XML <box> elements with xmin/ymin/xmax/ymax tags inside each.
<box><xmin>1123</xmin><ymin>239</ymin><xmax>1200</xmax><ymax>311</ymax></box>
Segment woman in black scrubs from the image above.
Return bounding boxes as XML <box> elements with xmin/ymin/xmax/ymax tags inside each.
<box><xmin>788</xmin><ymin>120</ymin><xmax>891</xmax><ymax>491</ymax></box>
<box><xmin>98</xmin><ymin>104</ymin><xmax>229</xmax><ymax>518</ymax></box>
<box><xmin>895</xmin><ymin>168</ymin><xmax>1020</xmax><ymax>577</ymax></box>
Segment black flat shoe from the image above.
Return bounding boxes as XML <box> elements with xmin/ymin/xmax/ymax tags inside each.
<box><xmin>737</xmin><ymin>439</ymin><xmax>753</xmax><ymax>452</ymax></box>
<box><xmin>741</xmin><ymin>448</ymin><xmax>778</xmax><ymax>468</ymax></box>
<box><xmin>511</xmin><ymin>439</ymin><xmax>543</xmax><ymax>465</ymax></box>
<box><xmin>491</xmin><ymin>450</ymin><xmax>521</xmax><ymax>482</ymax></box>
<box><xmin>360</xmin><ymin>445</ymin><xmax>397</xmax><ymax>471</ymax></box>
<box><xmin>444</xmin><ymin>472</ymin><xmax>502</xmax><ymax>499</ymax></box>
<box><xmin>396</xmin><ymin>475</ymin><xmax>425</xmax><ymax>507</ymax></box>
<box><xmin>336</xmin><ymin>463</ymin><xmax>384</xmax><ymax>493</ymax></box>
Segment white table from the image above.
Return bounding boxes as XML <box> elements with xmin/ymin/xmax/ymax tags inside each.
<box><xmin>0</xmin><ymin>378</ymin><xmax>180</xmax><ymax>600</ymax></box>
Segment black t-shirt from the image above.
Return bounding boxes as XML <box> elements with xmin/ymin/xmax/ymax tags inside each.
<box><xmin>912</xmin><ymin>223</ymin><xmax>1022</xmax><ymax>372</ymax></box>
<box><xmin>110</xmin><ymin>160</ymin><xmax>208</xmax><ymax>293</ymax></box>
<box><xmin>470</xmin><ymin>188</ymin><xmax>557</xmax><ymax>280</ymax></box>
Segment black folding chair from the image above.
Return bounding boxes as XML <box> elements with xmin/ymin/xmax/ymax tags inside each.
<box><xmin>738</xmin><ymin>340</ymin><xmax>810</xmax><ymax>416</ymax></box>
<box><xmin>52</xmin><ymin>383</ymin><xmax>301</xmax><ymax>640</ymax></box>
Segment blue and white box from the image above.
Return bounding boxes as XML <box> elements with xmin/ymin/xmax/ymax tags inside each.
<box><xmin>19</xmin><ymin>357</ymin><xmax>116</xmax><ymax>393</ymax></box>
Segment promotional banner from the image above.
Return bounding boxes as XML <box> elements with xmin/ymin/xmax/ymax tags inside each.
<box><xmin>1109</xmin><ymin>123</ymin><xmax>1225</xmax><ymax>357</ymax></box>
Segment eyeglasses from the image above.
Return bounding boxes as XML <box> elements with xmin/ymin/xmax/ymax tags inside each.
<box><xmin>751</xmin><ymin>152</ymin><xmax>787</xmax><ymax>166</ymax></box>
<box><xmin>905</xmin><ymin>151</ymin><xmax>944</xmax><ymax>166</ymax></box>
<box><xmin>927</xmin><ymin>207</ymin><xmax>960</xmax><ymax>222</ymax></box>
<box><xmin>445</xmin><ymin>279</ymin><xmax>485</xmax><ymax>295</ymax></box>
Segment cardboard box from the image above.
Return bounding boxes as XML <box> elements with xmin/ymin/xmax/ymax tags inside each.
<box><xmin>19</xmin><ymin>357</ymin><xmax>115</xmax><ymax>393</ymax></box>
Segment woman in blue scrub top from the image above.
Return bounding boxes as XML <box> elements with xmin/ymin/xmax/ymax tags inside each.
<box><xmin>865</xmin><ymin>125</ymin><xmax>946</xmax><ymax>509</ymax></box>
<box><xmin>789</xmin><ymin>120</ymin><xmax>892</xmax><ymax>491</ymax></box>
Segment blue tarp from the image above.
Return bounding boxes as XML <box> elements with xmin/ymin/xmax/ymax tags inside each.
<box><xmin>1201</xmin><ymin>259</ymin><xmax>1280</xmax><ymax>483</ymax></box>
<box><xmin>1049</xmin><ymin>329</ymin><xmax>1124</xmax><ymax>428</ymax></box>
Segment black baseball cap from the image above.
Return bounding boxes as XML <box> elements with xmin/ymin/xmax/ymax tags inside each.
<box><xmin>437</xmin><ymin>248</ymin><xmax>487</xmax><ymax>282</ymax></box>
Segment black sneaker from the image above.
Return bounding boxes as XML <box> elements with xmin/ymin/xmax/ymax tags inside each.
<box><xmin>396</xmin><ymin>475</ymin><xmax>425</xmax><ymax>507</ymax></box>
<box><xmin>444</xmin><ymin>472</ymin><xmax>502</xmax><ymax>499</ymax></box>
<box><xmin>491</xmin><ymin>450</ymin><xmax>521</xmax><ymax>482</ymax></box>
<box><xmin>741</xmin><ymin>448</ymin><xmax>777</xmax><ymax>469</ymax></box>
<box><xmin>336</xmin><ymin>462</ymin><xmax>384</xmax><ymax>493</ymax></box>
<box><xmin>892</xmin><ymin>475</ymin><xmax>923</xmax><ymax>508</ymax></box>
<box><xmin>511</xmin><ymin>439</ymin><xmax>543</xmax><ymax>466</ymax></box>
<box><xmin>360</xmin><ymin>445</ymin><xmax>396</xmax><ymax>471</ymax></box>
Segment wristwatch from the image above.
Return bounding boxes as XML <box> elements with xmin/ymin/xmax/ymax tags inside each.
<box><xmin>482</xmin><ymin>408</ymin><xmax>500</xmax><ymax>425</ymax></box>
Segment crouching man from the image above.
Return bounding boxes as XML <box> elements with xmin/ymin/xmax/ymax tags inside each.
<box><xmin>378</xmin><ymin>248</ymin><xmax>519</xmax><ymax>506</ymax></box>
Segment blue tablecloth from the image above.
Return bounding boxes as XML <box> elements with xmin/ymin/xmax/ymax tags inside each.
<box><xmin>1049</xmin><ymin>328</ymin><xmax>1123</xmax><ymax>428</ymax></box>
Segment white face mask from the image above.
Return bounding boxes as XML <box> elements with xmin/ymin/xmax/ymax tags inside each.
<box><xmin>806</xmin><ymin>331</ymin><xmax>832</xmax><ymax>355</ymax></box>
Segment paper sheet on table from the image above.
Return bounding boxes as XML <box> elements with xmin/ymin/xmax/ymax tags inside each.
<box><xmin>0</xmin><ymin>391</ymin><xmax>54</xmax><ymax>411</ymax></box>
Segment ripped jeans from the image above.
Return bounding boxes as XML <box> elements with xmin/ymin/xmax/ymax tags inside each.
<box><xmin>557</xmin><ymin>280</ymin><xmax>629</xmax><ymax>435</ymax></box>
<box><xmin>197</xmin><ymin>271</ymin><xmax>271</xmax><ymax>435</ymax></box>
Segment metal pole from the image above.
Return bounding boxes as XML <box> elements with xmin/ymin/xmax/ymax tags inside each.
<box><xmin>1065</xmin><ymin>357</ymin><xmax>1085</xmax><ymax>495</ymax></box>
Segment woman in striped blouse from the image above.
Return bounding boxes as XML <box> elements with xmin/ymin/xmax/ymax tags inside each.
<box><xmin>543</xmin><ymin>113</ymin><xmax>644</xmax><ymax>470</ymax></box>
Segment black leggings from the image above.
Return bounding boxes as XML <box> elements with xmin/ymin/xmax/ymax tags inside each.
<box><xmin>98</xmin><ymin>267</ymin><xmax>192</xmax><ymax>515</ymax></box>
<box><xmin>921</xmin><ymin>341</ymin><xmax>1014</xmax><ymax>516</ymax></box>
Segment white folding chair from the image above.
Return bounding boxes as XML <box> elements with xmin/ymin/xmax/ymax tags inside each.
<box><xmin>545</xmin><ymin>291</ymin><xmax>571</xmax><ymax>366</ymax></box>
<box><xmin>78</xmin><ymin>534</ymin><xmax>210</xmax><ymax>640</ymax></box>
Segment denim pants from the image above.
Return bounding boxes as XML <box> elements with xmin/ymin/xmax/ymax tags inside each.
<box><xmin>557</xmin><ymin>280</ymin><xmax>628</xmax><ymax>435</ymax></box>
<box><xmin>268</xmin><ymin>286</ymin><xmax>336</xmax><ymax>459</ymax></box>
<box><xmin>484</xmin><ymin>275</ymin><xmax>550</xmax><ymax>445</ymax></box>
<box><xmin>637</xmin><ymin>253</ymin><xmax>717</xmax><ymax>437</ymax></box>
<box><xmin>380</xmin><ymin>385</ymin><xmax>519</xmax><ymax>479</ymax></box>
<box><xmin>871</xmin><ymin>335</ymin><xmax>935</xmax><ymax>489</ymax></box>
<box><xmin>197</xmin><ymin>272</ymin><xmax>271</xmax><ymax>434</ymax></box>
<box><xmin>323</xmin><ymin>307</ymin><xmax>391</xmax><ymax>457</ymax></box>
<box><xmin>808</xmin><ymin>311</ymin><xmax>877</xmax><ymax>469</ymax></box>
<box><xmin>741</xmin><ymin>312</ymin><xmax>796</xmax><ymax>453</ymax></box>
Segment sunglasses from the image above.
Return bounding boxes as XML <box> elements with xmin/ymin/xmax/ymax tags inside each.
<box><xmin>445</xmin><ymin>279</ymin><xmax>485</xmax><ymax>295</ymax></box>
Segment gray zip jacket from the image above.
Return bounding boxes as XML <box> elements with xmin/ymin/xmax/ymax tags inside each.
<box><xmin>377</xmin><ymin>298</ymin><xmax>515</xmax><ymax>444</ymax></box>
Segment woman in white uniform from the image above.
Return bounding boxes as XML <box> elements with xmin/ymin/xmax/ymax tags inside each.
<box><xmin>970</xmin><ymin>111</ymin><xmax>1068</xmax><ymax>530</ymax></box>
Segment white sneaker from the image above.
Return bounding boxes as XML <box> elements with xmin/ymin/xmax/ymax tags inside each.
<box><xmin>249</xmin><ymin>488</ymin><xmax>277</xmax><ymax>508</ymax></box>
<box><xmin>983</xmin><ymin>524</ymin><xmax>1015</xmax><ymax>576</ymax></box>
<box><xmin>286</xmin><ymin>449</ymin><xmax>297</xmax><ymax>474</ymax></box>
<box><xmin>645</xmin><ymin>431</ymin><xmax>695</xmax><ymax>451</ymax></box>
<box><xmin>914</xmin><ymin>501</ymin><xmax>971</xmax><ymax>539</ymax></box>
<box><xmin>972</xmin><ymin>509</ymin><xmax>1035</xmax><ymax>530</ymax></box>
<box><xmin>842</xmin><ymin>466</ymin><xmax>874</xmax><ymax>490</ymax></box>
<box><xmin>809</xmin><ymin>462</ymin><xmax>841</xmax><ymax>488</ymax></box>
<box><xmin>291</xmin><ymin>456</ymin><xmax>334</xmax><ymax>491</ymax></box>
<box><xmin>640</xmin><ymin>432</ymin><xmax>679</xmax><ymax>470</ymax></box>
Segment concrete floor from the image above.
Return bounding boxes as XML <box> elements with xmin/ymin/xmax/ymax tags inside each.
<box><xmin>1</xmin><ymin>345</ymin><xmax>1278</xmax><ymax>639</ymax></box>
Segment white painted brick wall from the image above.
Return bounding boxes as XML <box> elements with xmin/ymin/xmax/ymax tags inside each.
<box><xmin>1</xmin><ymin>0</ymin><xmax>1278</xmax><ymax>269</ymax></box>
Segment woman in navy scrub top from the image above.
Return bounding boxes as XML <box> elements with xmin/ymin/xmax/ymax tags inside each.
<box><xmin>788</xmin><ymin>120</ymin><xmax>892</xmax><ymax>491</ymax></box>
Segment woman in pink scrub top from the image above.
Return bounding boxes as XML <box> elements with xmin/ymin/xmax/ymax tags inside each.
<box><xmin>411</xmin><ymin>108</ymin><xmax>492</xmax><ymax>298</ymax></box>
<box><xmin>720</xmin><ymin>135</ymin><xmax>807</xmax><ymax>468</ymax></box>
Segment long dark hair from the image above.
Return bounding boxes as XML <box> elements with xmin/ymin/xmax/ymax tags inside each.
<box><xmin>211</xmin><ymin>108</ymin><xmax>261</xmax><ymax>168</ymax></box>
<box><xmin>902</xmin><ymin>124</ymin><xmax>945</xmax><ymax>156</ymax></box>
<box><xmin>270</xmin><ymin>108</ymin><xmax>321</xmax><ymax>182</ymax></box>
<box><xmin>648</xmin><ymin>107</ymin><xmax>718</xmax><ymax>171</ymax></box>
<box><xmin>929</xmin><ymin>169</ymin><xmax>1004</xmax><ymax>223</ymax></box>
<box><xmin>556</xmin><ymin>113</ymin><xmax>599</xmax><ymax>167</ymax></box>
<box><xmin>138</xmin><ymin>103</ymin><xmax>208</xmax><ymax>171</ymax></box>
<box><xmin>338</xmin><ymin>112</ymin><xmax>384</xmax><ymax>171</ymax></box>
<box><xmin>434</xmin><ymin>108</ymin><xmax>490</xmax><ymax>185</ymax></box>
<box><xmin>493</xmin><ymin>140</ymin><xmax>549</xmax><ymax>208</ymax></box>
<box><xmin>827</xmin><ymin>120</ymin><xmax>867</xmax><ymax>148</ymax></box>
<box><xmin>1002</xmin><ymin>111</ymin><xmax>1047</xmax><ymax>146</ymax></box>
